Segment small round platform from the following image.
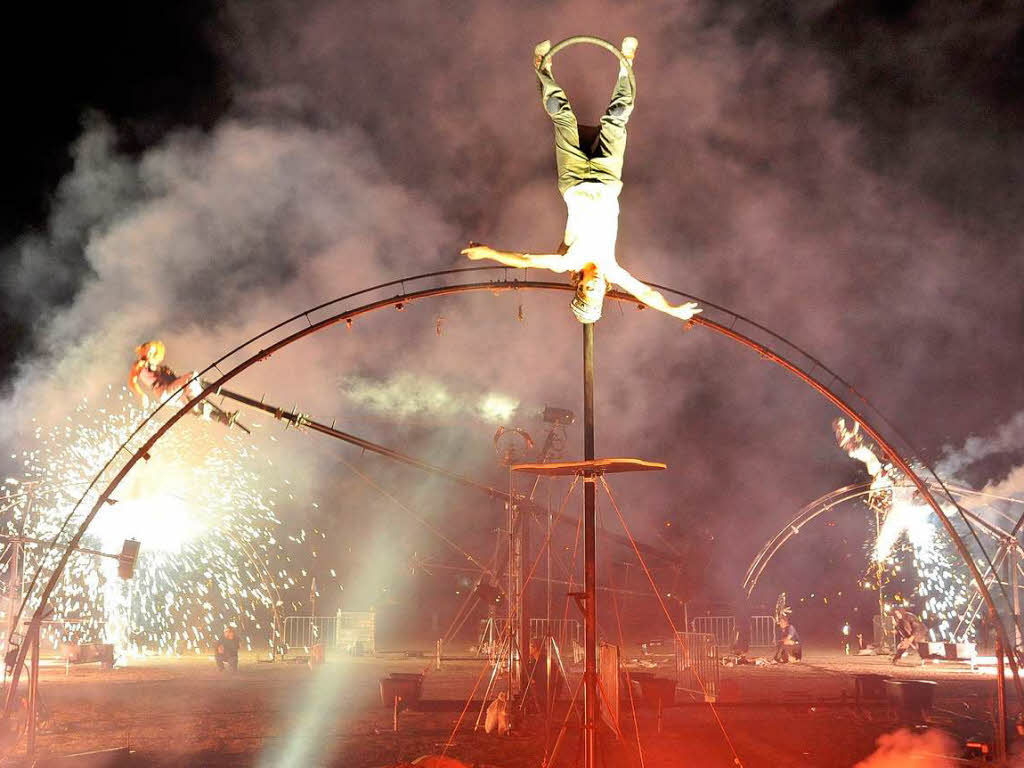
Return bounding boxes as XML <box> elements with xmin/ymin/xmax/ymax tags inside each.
<box><xmin>511</xmin><ymin>457</ymin><xmax>666</xmax><ymax>476</ymax></box>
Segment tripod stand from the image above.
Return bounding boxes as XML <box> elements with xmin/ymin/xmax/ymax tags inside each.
<box><xmin>476</xmin><ymin>605</ymin><xmax>503</xmax><ymax>661</ymax></box>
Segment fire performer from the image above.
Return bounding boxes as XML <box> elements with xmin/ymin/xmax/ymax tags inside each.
<box><xmin>773</xmin><ymin>615</ymin><xmax>802</xmax><ymax>663</ymax></box>
<box><xmin>833</xmin><ymin>418</ymin><xmax>884</xmax><ymax>478</ymax></box>
<box><xmin>891</xmin><ymin>607</ymin><xmax>928</xmax><ymax>665</ymax></box>
<box><xmin>462</xmin><ymin>37</ymin><xmax>701</xmax><ymax>325</ymax></box>
<box><xmin>129</xmin><ymin>340</ymin><xmax>237</xmax><ymax>427</ymax></box>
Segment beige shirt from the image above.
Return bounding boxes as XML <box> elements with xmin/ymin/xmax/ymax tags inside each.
<box><xmin>562</xmin><ymin>182</ymin><xmax>620</xmax><ymax>270</ymax></box>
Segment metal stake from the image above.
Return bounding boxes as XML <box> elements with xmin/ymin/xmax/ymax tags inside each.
<box><xmin>27</xmin><ymin>622</ymin><xmax>39</xmax><ymax>757</ymax></box>
<box><xmin>996</xmin><ymin>629</ymin><xmax>1008</xmax><ymax>762</ymax></box>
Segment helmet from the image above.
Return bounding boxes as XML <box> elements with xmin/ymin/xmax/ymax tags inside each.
<box><xmin>135</xmin><ymin>340</ymin><xmax>166</xmax><ymax>365</ymax></box>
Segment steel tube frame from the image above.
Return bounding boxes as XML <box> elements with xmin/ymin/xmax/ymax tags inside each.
<box><xmin>582</xmin><ymin>322</ymin><xmax>598</xmax><ymax>767</ymax></box>
<box><xmin>7</xmin><ymin>270</ymin><xmax>1021</xmax><ymax>723</ymax></box>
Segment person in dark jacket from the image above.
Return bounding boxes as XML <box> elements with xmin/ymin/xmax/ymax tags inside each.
<box><xmin>891</xmin><ymin>607</ymin><xmax>928</xmax><ymax>665</ymax></box>
<box><xmin>216</xmin><ymin>626</ymin><xmax>239</xmax><ymax>672</ymax></box>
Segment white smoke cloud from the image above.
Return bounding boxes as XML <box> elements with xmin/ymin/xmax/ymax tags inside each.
<box><xmin>937</xmin><ymin>411</ymin><xmax>1024</xmax><ymax>478</ymax></box>
<box><xmin>1</xmin><ymin>0</ymin><xmax>1022</xmax><ymax>611</ymax></box>
<box><xmin>1</xmin><ymin>117</ymin><xmax>454</xmax><ymax>436</ymax></box>
<box><xmin>339</xmin><ymin>373</ymin><xmax>520</xmax><ymax>423</ymax></box>
<box><xmin>854</xmin><ymin>728</ymin><xmax>957</xmax><ymax>768</ymax></box>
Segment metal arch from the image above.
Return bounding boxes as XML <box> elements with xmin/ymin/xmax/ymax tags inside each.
<box><xmin>9</xmin><ymin>266</ymin><xmax>1023</xmax><ymax>711</ymax></box>
<box><xmin>743</xmin><ymin>483</ymin><xmax>875</xmax><ymax>596</ymax></box>
<box><xmin>742</xmin><ymin>482</ymin><xmax>1017</xmax><ymax>597</ymax></box>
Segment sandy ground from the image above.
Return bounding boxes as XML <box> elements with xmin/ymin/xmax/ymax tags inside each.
<box><xmin>3</xmin><ymin>647</ymin><xmax>1009</xmax><ymax>767</ymax></box>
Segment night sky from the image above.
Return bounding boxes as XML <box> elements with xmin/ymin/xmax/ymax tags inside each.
<box><xmin>1</xmin><ymin>1</ymin><xmax>1023</xmax><ymax>638</ymax></box>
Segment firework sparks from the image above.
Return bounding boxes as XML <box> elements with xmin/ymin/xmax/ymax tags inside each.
<box><xmin>834</xmin><ymin>418</ymin><xmax>970</xmax><ymax>640</ymax></box>
<box><xmin>1</xmin><ymin>386</ymin><xmax>334</xmax><ymax>657</ymax></box>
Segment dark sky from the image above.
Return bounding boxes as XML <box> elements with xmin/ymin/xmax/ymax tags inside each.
<box><xmin>2</xmin><ymin>0</ymin><xmax>1023</xmax><ymax>622</ymax></box>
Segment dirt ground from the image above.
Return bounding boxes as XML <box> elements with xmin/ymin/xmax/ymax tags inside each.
<box><xmin>5</xmin><ymin>646</ymin><xmax>1011</xmax><ymax>767</ymax></box>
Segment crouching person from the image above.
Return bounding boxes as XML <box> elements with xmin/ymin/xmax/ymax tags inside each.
<box><xmin>774</xmin><ymin>616</ymin><xmax>803</xmax><ymax>663</ymax></box>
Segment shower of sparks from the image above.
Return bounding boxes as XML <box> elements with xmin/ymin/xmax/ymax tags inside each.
<box><xmin>835</xmin><ymin>418</ymin><xmax>971</xmax><ymax>640</ymax></box>
<box><xmin>871</xmin><ymin>486</ymin><xmax>971</xmax><ymax>640</ymax></box>
<box><xmin>0</xmin><ymin>386</ymin><xmax>337</xmax><ymax>656</ymax></box>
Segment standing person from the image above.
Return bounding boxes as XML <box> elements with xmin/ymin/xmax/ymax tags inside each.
<box><xmin>215</xmin><ymin>626</ymin><xmax>239</xmax><ymax>672</ymax></box>
<box><xmin>526</xmin><ymin>636</ymin><xmax>564</xmax><ymax>713</ymax></box>
<box><xmin>462</xmin><ymin>36</ymin><xmax>701</xmax><ymax>325</ymax></box>
<box><xmin>891</xmin><ymin>607</ymin><xmax>928</xmax><ymax>665</ymax></box>
<box><xmin>774</xmin><ymin>616</ymin><xmax>802</xmax><ymax>663</ymax></box>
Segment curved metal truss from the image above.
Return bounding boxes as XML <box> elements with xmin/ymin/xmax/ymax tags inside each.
<box><xmin>8</xmin><ymin>265</ymin><xmax>1023</xmax><ymax>706</ymax></box>
<box><xmin>743</xmin><ymin>481</ymin><xmax>1024</xmax><ymax>597</ymax></box>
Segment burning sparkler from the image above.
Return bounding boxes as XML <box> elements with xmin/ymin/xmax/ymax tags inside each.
<box><xmin>833</xmin><ymin>418</ymin><xmax>970</xmax><ymax>640</ymax></box>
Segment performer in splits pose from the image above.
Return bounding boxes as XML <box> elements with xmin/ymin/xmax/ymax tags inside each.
<box><xmin>462</xmin><ymin>37</ymin><xmax>701</xmax><ymax>324</ymax></box>
<box><xmin>129</xmin><ymin>340</ymin><xmax>236</xmax><ymax>426</ymax></box>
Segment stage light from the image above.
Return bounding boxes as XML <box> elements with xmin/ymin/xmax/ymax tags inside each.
<box><xmin>542</xmin><ymin>406</ymin><xmax>575</xmax><ymax>426</ymax></box>
<box><xmin>118</xmin><ymin>538</ymin><xmax>141</xmax><ymax>580</ymax></box>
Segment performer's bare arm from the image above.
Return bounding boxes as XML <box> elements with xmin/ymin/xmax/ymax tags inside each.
<box><xmin>604</xmin><ymin>263</ymin><xmax>702</xmax><ymax>320</ymax></box>
<box><xmin>128</xmin><ymin>360</ymin><xmax>146</xmax><ymax>400</ymax></box>
<box><xmin>462</xmin><ymin>243</ymin><xmax>580</xmax><ymax>273</ymax></box>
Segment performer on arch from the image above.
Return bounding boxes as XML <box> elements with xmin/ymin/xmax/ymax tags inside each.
<box><xmin>128</xmin><ymin>340</ymin><xmax>237</xmax><ymax>427</ymax></box>
<box><xmin>462</xmin><ymin>36</ymin><xmax>701</xmax><ymax>324</ymax></box>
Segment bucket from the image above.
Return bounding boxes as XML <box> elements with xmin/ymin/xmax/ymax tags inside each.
<box><xmin>853</xmin><ymin>673</ymin><xmax>890</xmax><ymax>704</ymax></box>
<box><xmin>884</xmin><ymin>679</ymin><xmax>936</xmax><ymax>723</ymax></box>
<box><xmin>380</xmin><ymin>673</ymin><xmax>424</xmax><ymax>709</ymax></box>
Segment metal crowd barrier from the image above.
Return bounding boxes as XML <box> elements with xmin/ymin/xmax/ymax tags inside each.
<box><xmin>749</xmin><ymin>615</ymin><xmax>777</xmax><ymax>647</ymax></box>
<box><xmin>675</xmin><ymin>631</ymin><xmax>720</xmax><ymax>702</ymax></box>
<box><xmin>283</xmin><ymin>612</ymin><xmax>375</xmax><ymax>654</ymax></box>
<box><xmin>283</xmin><ymin>616</ymin><xmax>337</xmax><ymax>650</ymax></box>
<box><xmin>689</xmin><ymin>616</ymin><xmax>734</xmax><ymax>645</ymax></box>
<box><xmin>529</xmin><ymin>618</ymin><xmax>582</xmax><ymax>650</ymax></box>
<box><xmin>689</xmin><ymin>615</ymin><xmax>777</xmax><ymax>648</ymax></box>
<box><xmin>336</xmin><ymin>611</ymin><xmax>376</xmax><ymax>654</ymax></box>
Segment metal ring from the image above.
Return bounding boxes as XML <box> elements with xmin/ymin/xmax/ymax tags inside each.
<box><xmin>539</xmin><ymin>35</ymin><xmax>636</xmax><ymax>99</ymax></box>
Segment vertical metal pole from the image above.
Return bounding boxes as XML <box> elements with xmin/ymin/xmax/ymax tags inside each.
<box><xmin>1012</xmin><ymin>545</ymin><xmax>1021</xmax><ymax>649</ymax></box>
<box><xmin>310</xmin><ymin>578</ymin><xmax>317</xmax><ymax>647</ymax></box>
<box><xmin>876</xmin><ymin>506</ymin><xmax>886</xmax><ymax>648</ymax></box>
<box><xmin>519</xmin><ymin>496</ymin><xmax>529</xmax><ymax>691</ymax></box>
<box><xmin>582</xmin><ymin>322</ymin><xmax>597</xmax><ymax>768</ymax></box>
<box><xmin>507</xmin><ymin>463</ymin><xmax>517</xmax><ymax>696</ymax></box>
<box><xmin>996</xmin><ymin>629</ymin><xmax>1008</xmax><ymax>762</ymax></box>
<box><xmin>6</xmin><ymin>541</ymin><xmax>21</xmax><ymax>650</ymax></box>
<box><xmin>27</xmin><ymin>622</ymin><xmax>39</xmax><ymax>757</ymax></box>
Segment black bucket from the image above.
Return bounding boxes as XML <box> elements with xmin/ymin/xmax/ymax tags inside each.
<box><xmin>884</xmin><ymin>679</ymin><xmax>936</xmax><ymax>723</ymax></box>
<box><xmin>380</xmin><ymin>672</ymin><xmax>424</xmax><ymax>709</ymax></box>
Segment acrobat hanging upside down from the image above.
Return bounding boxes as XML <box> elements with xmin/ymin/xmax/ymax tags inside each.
<box><xmin>462</xmin><ymin>36</ymin><xmax>701</xmax><ymax>325</ymax></box>
<box><xmin>129</xmin><ymin>341</ymin><xmax>238</xmax><ymax>427</ymax></box>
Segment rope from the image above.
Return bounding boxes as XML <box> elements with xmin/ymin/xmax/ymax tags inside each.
<box><xmin>600</xmin><ymin>476</ymin><xmax>744</xmax><ymax>768</ymax></box>
<box><xmin>440</xmin><ymin>655</ymin><xmax>495</xmax><ymax>759</ymax></box>
<box><xmin>602</xmin><ymin>506</ymin><xmax>646</xmax><ymax>768</ymax></box>
<box><xmin>336</xmin><ymin>455</ymin><xmax>490</xmax><ymax>574</ymax></box>
<box><xmin>522</xmin><ymin>477</ymin><xmax>580</xmax><ymax>593</ymax></box>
